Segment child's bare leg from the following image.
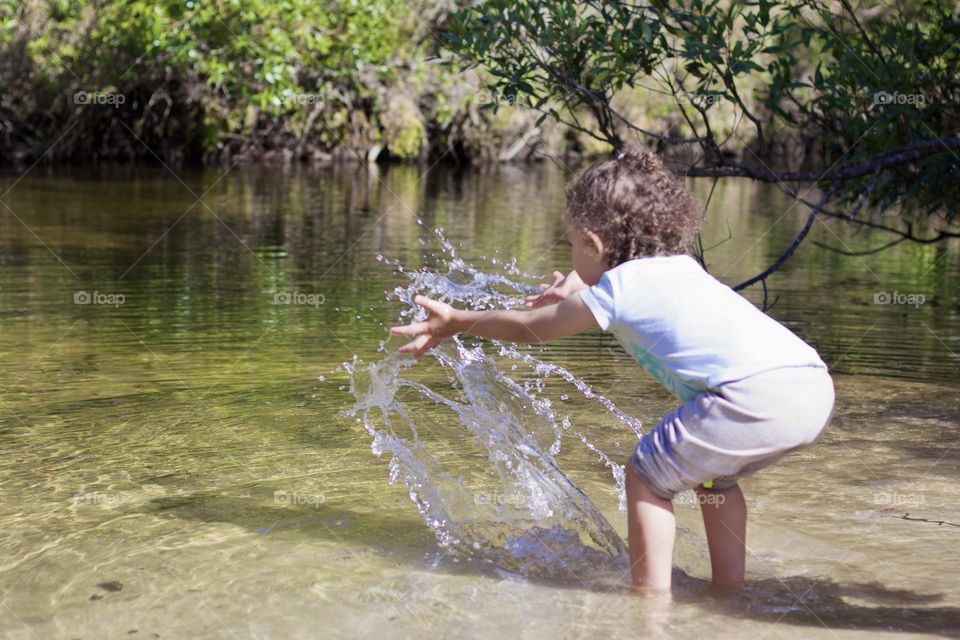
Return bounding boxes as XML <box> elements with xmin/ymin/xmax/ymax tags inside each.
<box><xmin>695</xmin><ymin>484</ymin><xmax>746</xmax><ymax>588</ymax></box>
<box><xmin>625</xmin><ymin>463</ymin><xmax>675</xmax><ymax>591</ymax></box>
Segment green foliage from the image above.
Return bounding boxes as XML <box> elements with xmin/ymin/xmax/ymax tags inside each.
<box><xmin>444</xmin><ymin>0</ymin><xmax>960</xmax><ymax>221</ymax></box>
<box><xmin>0</xmin><ymin>0</ymin><xmax>456</xmax><ymax>161</ymax></box>
<box><xmin>445</xmin><ymin>0</ymin><xmax>665</xmax><ymax>144</ymax></box>
<box><xmin>765</xmin><ymin>1</ymin><xmax>960</xmax><ymax>219</ymax></box>
<box><xmin>19</xmin><ymin>0</ymin><xmax>408</xmax><ymax>110</ymax></box>
<box><xmin>381</xmin><ymin>94</ymin><xmax>427</xmax><ymax>159</ymax></box>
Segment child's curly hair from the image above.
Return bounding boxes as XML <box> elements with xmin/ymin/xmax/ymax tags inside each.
<box><xmin>565</xmin><ymin>148</ymin><xmax>701</xmax><ymax>266</ymax></box>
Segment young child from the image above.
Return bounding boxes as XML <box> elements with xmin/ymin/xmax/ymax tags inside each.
<box><xmin>388</xmin><ymin>149</ymin><xmax>835</xmax><ymax>593</ymax></box>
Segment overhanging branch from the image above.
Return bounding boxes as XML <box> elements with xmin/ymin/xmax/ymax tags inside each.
<box><xmin>682</xmin><ymin>137</ymin><xmax>960</xmax><ymax>183</ymax></box>
<box><xmin>733</xmin><ymin>184</ymin><xmax>840</xmax><ymax>294</ymax></box>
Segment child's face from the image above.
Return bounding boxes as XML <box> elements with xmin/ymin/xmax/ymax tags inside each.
<box><xmin>565</xmin><ymin>221</ymin><xmax>608</xmax><ymax>286</ymax></box>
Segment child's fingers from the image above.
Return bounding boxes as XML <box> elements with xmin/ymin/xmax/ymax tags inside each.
<box><xmin>524</xmin><ymin>282</ymin><xmax>552</xmax><ymax>301</ymax></box>
<box><xmin>525</xmin><ymin>292</ymin><xmax>543</xmax><ymax>302</ymax></box>
<box><xmin>395</xmin><ymin>334</ymin><xmax>432</xmax><ymax>359</ymax></box>
<box><xmin>413</xmin><ymin>295</ymin><xmax>447</xmax><ymax>317</ymax></box>
<box><xmin>414</xmin><ymin>336</ymin><xmax>441</xmax><ymax>359</ymax></box>
<box><xmin>389</xmin><ymin>322</ymin><xmax>429</xmax><ymax>336</ymax></box>
<box><xmin>397</xmin><ymin>334</ymin><xmax>429</xmax><ymax>354</ymax></box>
<box><xmin>389</xmin><ymin>296</ymin><xmax>451</xmax><ymax>358</ymax></box>
<box><xmin>525</xmin><ymin>273</ymin><xmax>562</xmax><ymax>303</ymax></box>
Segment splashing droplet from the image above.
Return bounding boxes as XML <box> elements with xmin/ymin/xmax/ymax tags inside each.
<box><xmin>342</xmin><ymin>236</ymin><xmax>648</xmax><ymax>581</ymax></box>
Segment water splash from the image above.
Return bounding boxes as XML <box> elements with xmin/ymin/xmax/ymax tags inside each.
<box><xmin>344</xmin><ymin>227</ymin><xmax>646</xmax><ymax>581</ymax></box>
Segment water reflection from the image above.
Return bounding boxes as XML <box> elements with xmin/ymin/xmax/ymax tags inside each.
<box><xmin>0</xmin><ymin>163</ymin><xmax>957</xmax><ymax>638</ymax></box>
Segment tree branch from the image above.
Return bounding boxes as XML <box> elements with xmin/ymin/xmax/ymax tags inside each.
<box><xmin>682</xmin><ymin>137</ymin><xmax>960</xmax><ymax>182</ymax></box>
<box><xmin>733</xmin><ymin>184</ymin><xmax>839</xmax><ymax>292</ymax></box>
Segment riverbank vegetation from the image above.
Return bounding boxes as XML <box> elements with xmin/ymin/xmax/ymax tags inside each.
<box><xmin>3</xmin><ymin>2</ymin><xmax>956</xmax><ymax>172</ymax></box>
<box><xmin>3</xmin><ymin>0</ymin><xmax>608</xmax><ymax>165</ymax></box>
<box><xmin>2</xmin><ymin>1</ymin><xmax>957</xmax><ymax>294</ymax></box>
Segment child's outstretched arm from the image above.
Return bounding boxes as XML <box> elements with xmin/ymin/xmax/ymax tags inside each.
<box><xmin>389</xmin><ymin>293</ymin><xmax>597</xmax><ymax>359</ymax></box>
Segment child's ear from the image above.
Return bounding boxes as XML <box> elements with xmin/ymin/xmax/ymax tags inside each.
<box><xmin>584</xmin><ymin>230</ymin><xmax>605</xmax><ymax>261</ymax></box>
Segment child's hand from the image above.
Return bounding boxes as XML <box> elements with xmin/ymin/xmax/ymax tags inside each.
<box><xmin>388</xmin><ymin>295</ymin><xmax>459</xmax><ymax>359</ymax></box>
<box><xmin>524</xmin><ymin>270</ymin><xmax>585</xmax><ymax>308</ymax></box>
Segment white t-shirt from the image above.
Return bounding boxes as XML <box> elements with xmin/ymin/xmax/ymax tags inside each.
<box><xmin>578</xmin><ymin>254</ymin><xmax>827</xmax><ymax>401</ymax></box>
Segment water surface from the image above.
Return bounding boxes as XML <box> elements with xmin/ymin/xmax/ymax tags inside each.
<box><xmin>0</xmin><ymin>162</ymin><xmax>958</xmax><ymax>639</ymax></box>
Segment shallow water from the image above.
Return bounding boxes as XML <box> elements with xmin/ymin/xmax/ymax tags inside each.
<box><xmin>0</xmin><ymin>162</ymin><xmax>958</xmax><ymax>639</ymax></box>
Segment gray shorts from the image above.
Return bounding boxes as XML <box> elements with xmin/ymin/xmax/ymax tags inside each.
<box><xmin>630</xmin><ymin>365</ymin><xmax>835</xmax><ymax>500</ymax></box>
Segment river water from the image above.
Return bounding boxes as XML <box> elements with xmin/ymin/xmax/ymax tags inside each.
<box><xmin>0</xmin><ymin>162</ymin><xmax>958</xmax><ymax>638</ymax></box>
